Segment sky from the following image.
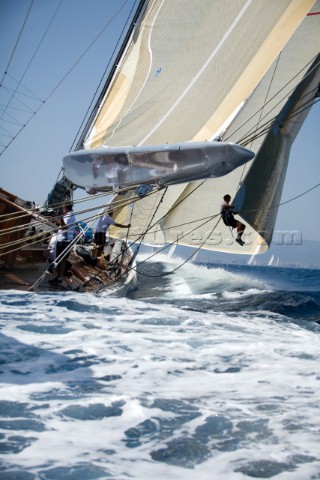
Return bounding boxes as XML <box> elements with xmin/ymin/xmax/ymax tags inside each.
<box><xmin>0</xmin><ymin>0</ymin><xmax>319</xmax><ymax>248</ymax></box>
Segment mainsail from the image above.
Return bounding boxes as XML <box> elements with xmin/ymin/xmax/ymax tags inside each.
<box><xmin>66</xmin><ymin>0</ymin><xmax>319</xmax><ymax>255</ymax></box>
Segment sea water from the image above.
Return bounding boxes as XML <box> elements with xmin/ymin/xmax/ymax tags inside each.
<box><xmin>0</xmin><ymin>257</ymin><xmax>320</xmax><ymax>479</ymax></box>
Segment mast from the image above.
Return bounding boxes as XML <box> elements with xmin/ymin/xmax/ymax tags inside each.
<box><xmin>72</xmin><ymin>0</ymin><xmax>148</xmax><ymax>152</ymax></box>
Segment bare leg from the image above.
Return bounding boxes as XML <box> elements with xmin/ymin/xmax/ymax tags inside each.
<box><xmin>70</xmin><ymin>266</ymin><xmax>88</xmax><ymax>283</ymax></box>
<box><xmin>235</xmin><ymin>221</ymin><xmax>245</xmax><ymax>246</ymax></box>
<box><xmin>236</xmin><ymin>221</ymin><xmax>245</xmax><ymax>238</ymax></box>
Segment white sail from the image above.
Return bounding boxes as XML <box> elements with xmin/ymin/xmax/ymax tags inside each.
<box><xmin>69</xmin><ymin>0</ymin><xmax>319</xmax><ymax>254</ymax></box>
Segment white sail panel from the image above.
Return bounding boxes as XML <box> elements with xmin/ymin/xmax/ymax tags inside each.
<box><xmin>89</xmin><ymin>0</ymin><xmax>317</xmax><ymax>254</ymax></box>
<box><xmin>109</xmin><ymin>185</ymin><xmax>187</xmax><ymax>246</ymax></box>
<box><xmin>144</xmin><ymin>3</ymin><xmax>320</xmax><ymax>254</ymax></box>
<box><xmin>84</xmin><ymin>0</ymin><xmax>313</xmax><ymax>148</ymax></box>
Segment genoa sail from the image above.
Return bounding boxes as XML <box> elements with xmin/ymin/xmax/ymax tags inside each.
<box><xmin>66</xmin><ymin>0</ymin><xmax>319</xmax><ymax>255</ymax></box>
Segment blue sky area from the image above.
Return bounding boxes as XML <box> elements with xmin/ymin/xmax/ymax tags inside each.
<box><xmin>0</xmin><ymin>0</ymin><xmax>319</xmax><ymax>249</ymax></box>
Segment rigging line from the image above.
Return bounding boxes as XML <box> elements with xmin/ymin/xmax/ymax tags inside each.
<box><xmin>2</xmin><ymin>198</ymin><xmax>149</xmax><ymax>254</ymax></box>
<box><xmin>0</xmin><ymin>83</ymin><xmax>41</xmax><ymax>124</ymax></box>
<box><xmin>0</xmin><ymin>193</ymin><xmax>153</xmax><ymax>250</ymax></box>
<box><xmin>1</xmin><ymin>235</ymin><xmax>47</xmax><ymax>254</ymax></box>
<box><xmin>240</xmin><ymin>181</ymin><xmax>320</xmax><ymax>217</ymax></box>
<box><xmin>0</xmin><ymin>203</ymin><xmax>220</xmax><ymax>254</ymax></box>
<box><xmin>0</xmin><ymin>205</ymin><xmax>101</xmax><ymax>241</ymax></box>
<box><xmin>28</xmin><ymin>221</ymin><xmax>93</xmax><ymax>292</ymax></box>
<box><xmin>124</xmin><ymin>188</ymin><xmax>214</xmax><ymax>263</ymax></box>
<box><xmin>128</xmin><ymin>176</ymin><xmax>320</xmax><ymax>270</ymax></box>
<box><xmin>142</xmin><ymin>217</ymin><xmax>223</xmax><ymax>277</ymax></box>
<box><xmin>238</xmin><ymin>85</ymin><xmax>319</xmax><ymax>146</ymax></box>
<box><xmin>0</xmin><ymin>0</ymin><xmax>133</xmax><ymax>156</ymax></box>
<box><xmin>0</xmin><ymin>207</ymin><xmax>30</xmax><ymax>221</ymax></box>
<box><xmin>0</xmin><ymin>207</ymin><xmax>220</xmax><ymax>252</ymax></box>
<box><xmin>67</xmin><ymin>188</ymin><xmax>160</xmax><ymax>220</ymax></box>
<box><xmin>1</xmin><ymin>111</ymin><xmax>25</xmax><ymax>127</ymax></box>
<box><xmin>0</xmin><ymin>122</ymin><xmax>28</xmax><ymax>154</ymax></box>
<box><xmin>70</xmin><ymin>0</ymin><xmax>138</xmax><ymax>151</ymax></box>
<box><xmin>0</xmin><ymin>231</ymin><xmax>49</xmax><ymax>254</ymax></box>
<box><xmin>39</xmin><ymin>181</ymin><xmax>159</xmax><ymax>216</ymax></box>
<box><xmin>0</xmin><ymin>1</ymin><xmax>63</xmax><ymax>124</ymax></box>
<box><xmin>124</xmin><ymin>195</ymin><xmax>135</xmax><ymax>246</ymax></box>
<box><xmin>237</xmin><ymin>57</ymin><xmax>320</xmax><ymax>144</ymax></box>
<box><xmin>68</xmin><ymin>184</ymin><xmax>160</xmax><ymax>210</ymax></box>
<box><xmin>2</xmin><ymin>218</ymin><xmax>89</xmax><ymax>254</ymax></box>
<box><xmin>1</xmin><ymin>81</ymin><xmax>43</xmax><ymax>104</ymax></box>
<box><xmin>0</xmin><ymin>102</ymin><xmax>35</xmax><ymax>114</ymax></box>
<box><xmin>106</xmin><ymin>188</ymin><xmax>168</xmax><ymax>269</ymax></box>
<box><xmin>275</xmin><ymin>182</ymin><xmax>320</xmax><ymax>209</ymax></box>
<box><xmin>0</xmin><ymin>123</ymin><xmax>15</xmax><ymax>137</ymax></box>
<box><xmin>239</xmin><ymin>94</ymin><xmax>320</xmax><ymax>148</ymax></box>
<box><xmin>40</xmin><ymin>192</ymin><xmax>112</xmax><ymax>214</ymax></box>
<box><xmin>119</xmin><ymin>181</ymin><xmax>208</xmax><ymax>263</ymax></box>
<box><xmin>2</xmin><ymin>74</ymin><xmax>43</xmax><ymax>102</ymax></box>
<box><xmin>0</xmin><ymin>215</ymin><xmax>54</xmax><ymax>238</ymax></box>
<box><xmin>125</xmin><ymin>187</ymin><xmax>168</xmax><ymax>262</ymax></box>
<box><xmin>0</xmin><ymin>182</ymin><xmax>146</xmax><ymax>223</ymax></box>
<box><xmin>0</xmin><ymin>188</ymin><xmax>147</xmax><ymax>228</ymax></box>
<box><xmin>0</xmin><ymin>205</ymin><xmax>55</xmax><ymax>231</ymax></box>
<box><xmin>235</xmin><ymin>52</ymin><xmax>282</xmax><ymax>191</ymax></box>
<box><xmin>252</xmin><ymin>53</ymin><xmax>281</xmax><ymax>152</ymax></box>
<box><xmin>0</xmin><ymin>125</ymin><xmax>12</xmax><ymax>138</ymax></box>
<box><xmin>1</xmin><ymin>240</ymin><xmax>47</xmax><ymax>259</ymax></box>
<box><xmin>132</xmin><ymin>213</ymin><xmax>221</xmax><ymax>236</ymax></box>
<box><xmin>0</xmin><ymin>207</ymin><xmax>45</xmax><ymax>222</ymax></box>
<box><xmin>225</xmin><ymin>55</ymin><xmax>320</xmax><ymax>144</ymax></box>
<box><xmin>241</xmin><ymin>97</ymin><xmax>320</xmax><ymax>150</ymax></box>
<box><xmin>45</xmin><ymin>0</ymin><xmax>133</xmax><ymax>106</ymax></box>
<box><xmin>0</xmin><ymin>0</ymin><xmax>34</xmax><ymax>86</ymax></box>
<box><xmin>129</xmin><ymin>215</ymin><xmax>221</xmax><ymax>278</ymax></box>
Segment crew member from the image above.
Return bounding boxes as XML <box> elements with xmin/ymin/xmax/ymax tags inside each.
<box><xmin>220</xmin><ymin>194</ymin><xmax>246</xmax><ymax>246</ymax></box>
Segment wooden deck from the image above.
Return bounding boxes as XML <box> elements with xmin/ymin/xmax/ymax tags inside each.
<box><xmin>0</xmin><ymin>189</ymin><xmax>136</xmax><ymax>294</ymax></box>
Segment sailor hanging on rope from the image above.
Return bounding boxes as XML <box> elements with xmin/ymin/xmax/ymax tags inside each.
<box><xmin>220</xmin><ymin>194</ymin><xmax>246</xmax><ymax>246</ymax></box>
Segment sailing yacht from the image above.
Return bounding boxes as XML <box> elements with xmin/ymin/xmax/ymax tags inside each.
<box><xmin>0</xmin><ymin>0</ymin><xmax>319</xmax><ymax>293</ymax></box>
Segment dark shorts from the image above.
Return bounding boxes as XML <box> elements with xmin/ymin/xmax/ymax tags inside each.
<box><xmin>94</xmin><ymin>231</ymin><xmax>106</xmax><ymax>246</ymax></box>
<box><xmin>222</xmin><ymin>214</ymin><xmax>237</xmax><ymax>229</ymax></box>
<box><xmin>65</xmin><ymin>260</ymin><xmax>72</xmax><ymax>272</ymax></box>
<box><xmin>57</xmin><ymin>241</ymin><xmax>71</xmax><ymax>260</ymax></box>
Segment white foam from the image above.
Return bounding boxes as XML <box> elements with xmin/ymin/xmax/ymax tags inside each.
<box><xmin>0</xmin><ymin>284</ymin><xmax>319</xmax><ymax>479</ymax></box>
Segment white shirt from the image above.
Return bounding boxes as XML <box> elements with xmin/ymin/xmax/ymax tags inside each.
<box><xmin>96</xmin><ymin>214</ymin><xmax>116</xmax><ymax>233</ymax></box>
<box><xmin>63</xmin><ymin>211</ymin><xmax>76</xmax><ymax>241</ymax></box>
<box><xmin>220</xmin><ymin>201</ymin><xmax>229</xmax><ymax>214</ymax></box>
<box><xmin>48</xmin><ymin>229</ymin><xmax>65</xmax><ymax>261</ymax></box>
<box><xmin>221</xmin><ymin>201</ymin><xmax>237</xmax><ymax>217</ymax></box>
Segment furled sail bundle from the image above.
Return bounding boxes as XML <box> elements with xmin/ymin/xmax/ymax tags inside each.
<box><xmin>65</xmin><ymin>0</ymin><xmax>320</xmax><ymax>255</ymax></box>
